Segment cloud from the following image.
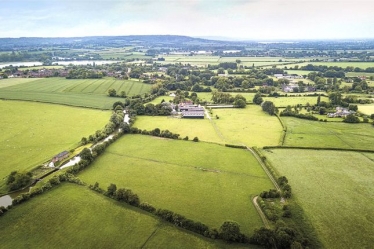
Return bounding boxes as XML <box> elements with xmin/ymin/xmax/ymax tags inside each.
<box><xmin>0</xmin><ymin>0</ymin><xmax>373</xmax><ymax>39</ymax></box>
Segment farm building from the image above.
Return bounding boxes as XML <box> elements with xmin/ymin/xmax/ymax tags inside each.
<box><xmin>182</xmin><ymin>111</ymin><xmax>205</xmax><ymax>119</ymax></box>
<box><xmin>327</xmin><ymin>107</ymin><xmax>355</xmax><ymax>118</ymax></box>
<box><xmin>178</xmin><ymin>102</ymin><xmax>205</xmax><ymax>118</ymax></box>
<box><xmin>51</xmin><ymin>151</ymin><xmax>69</xmax><ymax>163</ymax></box>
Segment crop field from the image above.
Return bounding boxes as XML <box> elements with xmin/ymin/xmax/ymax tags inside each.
<box><xmin>211</xmin><ymin>106</ymin><xmax>283</xmax><ymax>147</ymax></box>
<box><xmin>79</xmin><ymin>135</ymin><xmax>274</xmax><ymax>235</ymax></box>
<box><xmin>282</xmin><ymin>117</ymin><xmax>374</xmax><ymax>149</ymax></box>
<box><xmin>261</xmin><ymin>149</ymin><xmax>374</xmax><ymax>249</ymax></box>
<box><xmin>263</xmin><ymin>95</ymin><xmax>329</xmax><ymax>107</ymax></box>
<box><xmin>0</xmin><ymin>78</ymin><xmax>151</xmax><ymax>109</ymax></box>
<box><xmin>0</xmin><ymin>100</ymin><xmax>109</xmax><ymax>194</ymax></box>
<box><xmin>0</xmin><ymin>78</ymin><xmax>39</xmax><ymax>88</ymax></box>
<box><xmin>134</xmin><ymin>116</ymin><xmax>223</xmax><ymax>144</ymax></box>
<box><xmin>0</xmin><ymin>184</ymin><xmax>251</xmax><ymax>249</ymax></box>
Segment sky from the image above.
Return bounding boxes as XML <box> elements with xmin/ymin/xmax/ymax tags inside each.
<box><xmin>1</xmin><ymin>0</ymin><xmax>374</xmax><ymax>40</ymax></box>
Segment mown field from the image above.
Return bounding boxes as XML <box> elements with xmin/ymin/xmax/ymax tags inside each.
<box><xmin>262</xmin><ymin>149</ymin><xmax>374</xmax><ymax>249</ymax></box>
<box><xmin>79</xmin><ymin>135</ymin><xmax>274</xmax><ymax>235</ymax></box>
<box><xmin>282</xmin><ymin>117</ymin><xmax>374</xmax><ymax>149</ymax></box>
<box><xmin>0</xmin><ymin>100</ymin><xmax>109</xmax><ymax>194</ymax></box>
<box><xmin>0</xmin><ymin>184</ymin><xmax>253</xmax><ymax>249</ymax></box>
<box><xmin>0</xmin><ymin>78</ymin><xmax>151</xmax><ymax>109</ymax></box>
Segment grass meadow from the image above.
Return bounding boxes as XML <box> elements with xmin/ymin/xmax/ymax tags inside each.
<box><xmin>263</xmin><ymin>95</ymin><xmax>329</xmax><ymax>107</ymax></box>
<box><xmin>357</xmin><ymin>104</ymin><xmax>374</xmax><ymax>116</ymax></box>
<box><xmin>211</xmin><ymin>106</ymin><xmax>283</xmax><ymax>147</ymax></box>
<box><xmin>134</xmin><ymin>105</ymin><xmax>283</xmax><ymax>147</ymax></box>
<box><xmin>282</xmin><ymin>117</ymin><xmax>374</xmax><ymax>149</ymax></box>
<box><xmin>0</xmin><ymin>184</ymin><xmax>253</xmax><ymax>249</ymax></box>
<box><xmin>134</xmin><ymin>116</ymin><xmax>223</xmax><ymax>144</ymax></box>
<box><xmin>0</xmin><ymin>78</ymin><xmax>151</xmax><ymax>109</ymax></box>
<box><xmin>78</xmin><ymin>135</ymin><xmax>274</xmax><ymax>235</ymax></box>
<box><xmin>262</xmin><ymin>149</ymin><xmax>374</xmax><ymax>249</ymax></box>
<box><xmin>0</xmin><ymin>100</ymin><xmax>109</xmax><ymax>194</ymax></box>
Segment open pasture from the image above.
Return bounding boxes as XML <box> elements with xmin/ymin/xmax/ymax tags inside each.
<box><xmin>211</xmin><ymin>106</ymin><xmax>283</xmax><ymax>147</ymax></box>
<box><xmin>358</xmin><ymin>104</ymin><xmax>374</xmax><ymax>116</ymax></box>
<box><xmin>263</xmin><ymin>95</ymin><xmax>329</xmax><ymax>107</ymax></box>
<box><xmin>0</xmin><ymin>78</ymin><xmax>151</xmax><ymax>109</ymax></box>
<box><xmin>79</xmin><ymin>135</ymin><xmax>274</xmax><ymax>235</ymax></box>
<box><xmin>262</xmin><ymin>149</ymin><xmax>374</xmax><ymax>249</ymax></box>
<box><xmin>134</xmin><ymin>116</ymin><xmax>223</xmax><ymax>144</ymax></box>
<box><xmin>0</xmin><ymin>100</ymin><xmax>109</xmax><ymax>193</ymax></box>
<box><xmin>282</xmin><ymin>117</ymin><xmax>374</xmax><ymax>149</ymax></box>
<box><xmin>0</xmin><ymin>184</ymin><xmax>249</xmax><ymax>248</ymax></box>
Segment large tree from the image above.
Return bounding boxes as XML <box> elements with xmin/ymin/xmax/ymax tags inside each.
<box><xmin>253</xmin><ymin>92</ymin><xmax>263</xmax><ymax>105</ymax></box>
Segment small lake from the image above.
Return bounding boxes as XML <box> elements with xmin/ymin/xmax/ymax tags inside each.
<box><xmin>0</xmin><ymin>60</ymin><xmax>119</xmax><ymax>68</ymax></box>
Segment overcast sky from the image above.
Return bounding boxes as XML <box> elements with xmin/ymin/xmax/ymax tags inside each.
<box><xmin>1</xmin><ymin>0</ymin><xmax>374</xmax><ymax>40</ymax></box>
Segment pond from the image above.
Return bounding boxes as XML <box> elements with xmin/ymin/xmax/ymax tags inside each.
<box><xmin>0</xmin><ymin>187</ymin><xmax>31</xmax><ymax>207</ymax></box>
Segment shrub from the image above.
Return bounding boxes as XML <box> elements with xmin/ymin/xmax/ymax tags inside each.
<box><xmin>192</xmin><ymin>137</ymin><xmax>199</xmax><ymax>142</ymax></box>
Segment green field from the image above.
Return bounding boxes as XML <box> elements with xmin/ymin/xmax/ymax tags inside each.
<box><xmin>0</xmin><ymin>78</ymin><xmax>151</xmax><ymax>109</ymax></box>
<box><xmin>282</xmin><ymin>117</ymin><xmax>374</xmax><ymax>149</ymax></box>
<box><xmin>357</xmin><ymin>104</ymin><xmax>374</xmax><ymax>116</ymax></box>
<box><xmin>211</xmin><ymin>106</ymin><xmax>283</xmax><ymax>147</ymax></box>
<box><xmin>79</xmin><ymin>135</ymin><xmax>274</xmax><ymax>235</ymax></box>
<box><xmin>134</xmin><ymin>105</ymin><xmax>282</xmax><ymax>147</ymax></box>
<box><xmin>134</xmin><ymin>116</ymin><xmax>223</xmax><ymax>144</ymax></box>
<box><xmin>263</xmin><ymin>95</ymin><xmax>329</xmax><ymax>107</ymax></box>
<box><xmin>0</xmin><ymin>183</ymin><xmax>252</xmax><ymax>248</ymax></box>
<box><xmin>0</xmin><ymin>100</ymin><xmax>109</xmax><ymax>193</ymax></box>
<box><xmin>262</xmin><ymin>149</ymin><xmax>374</xmax><ymax>249</ymax></box>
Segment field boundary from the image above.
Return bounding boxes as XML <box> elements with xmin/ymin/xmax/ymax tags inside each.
<box><xmin>263</xmin><ymin>146</ymin><xmax>374</xmax><ymax>154</ymax></box>
<box><xmin>247</xmin><ymin>147</ymin><xmax>280</xmax><ymax>191</ymax></box>
<box><xmin>251</xmin><ymin>196</ymin><xmax>270</xmax><ymax>228</ymax></box>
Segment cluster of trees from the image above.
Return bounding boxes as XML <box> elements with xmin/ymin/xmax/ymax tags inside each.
<box><xmin>278</xmin><ymin>176</ymin><xmax>292</xmax><ymax>198</ymax></box>
<box><xmin>81</xmin><ymin>111</ymin><xmax>126</xmax><ymax>145</ymax></box>
<box><xmin>11</xmin><ymin>172</ymin><xmax>84</xmax><ymax>206</ymax></box>
<box><xmin>107</xmin><ymin>89</ymin><xmax>127</xmax><ymax>98</ymax></box>
<box><xmin>211</xmin><ymin>91</ymin><xmax>247</xmax><ymax>108</ymax></box>
<box><xmin>250</xmin><ymin>223</ymin><xmax>310</xmax><ymax>249</ymax></box>
<box><xmin>66</xmin><ymin>68</ymin><xmax>105</xmax><ymax>79</ymax></box>
<box><xmin>6</xmin><ymin>171</ymin><xmax>33</xmax><ymax>191</ymax></box>
<box><xmin>280</xmin><ymin>106</ymin><xmax>319</xmax><ymax>121</ymax></box>
<box><xmin>129</xmin><ymin>127</ymin><xmax>180</xmax><ymax>140</ymax></box>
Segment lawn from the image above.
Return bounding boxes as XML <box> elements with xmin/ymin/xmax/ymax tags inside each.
<box><xmin>262</xmin><ymin>149</ymin><xmax>374</xmax><ymax>249</ymax></box>
<box><xmin>0</xmin><ymin>100</ymin><xmax>110</xmax><ymax>194</ymax></box>
<box><xmin>79</xmin><ymin>135</ymin><xmax>274</xmax><ymax>235</ymax></box>
<box><xmin>285</xmin><ymin>61</ymin><xmax>374</xmax><ymax>70</ymax></box>
<box><xmin>0</xmin><ymin>78</ymin><xmax>151</xmax><ymax>109</ymax></box>
<box><xmin>0</xmin><ymin>183</ymin><xmax>252</xmax><ymax>248</ymax></box>
<box><xmin>282</xmin><ymin>117</ymin><xmax>374</xmax><ymax>149</ymax></box>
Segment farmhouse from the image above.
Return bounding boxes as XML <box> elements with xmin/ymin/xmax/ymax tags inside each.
<box><xmin>327</xmin><ymin>107</ymin><xmax>355</xmax><ymax>118</ymax></box>
<box><xmin>51</xmin><ymin>151</ymin><xmax>69</xmax><ymax>163</ymax></box>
